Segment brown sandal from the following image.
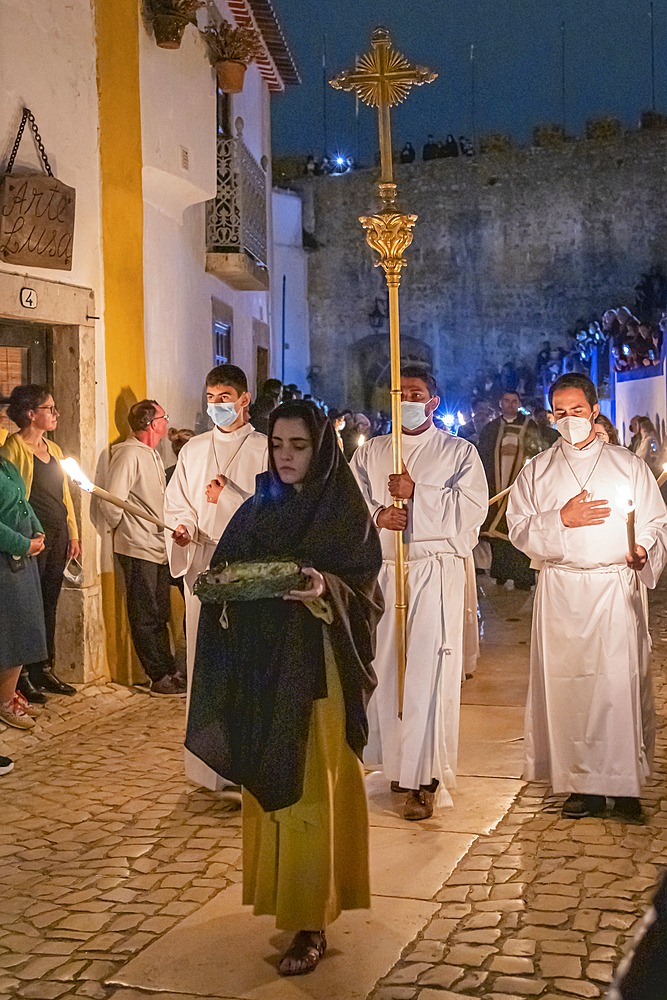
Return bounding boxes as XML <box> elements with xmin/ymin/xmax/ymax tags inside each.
<box><xmin>278</xmin><ymin>930</ymin><xmax>327</xmax><ymax>976</ymax></box>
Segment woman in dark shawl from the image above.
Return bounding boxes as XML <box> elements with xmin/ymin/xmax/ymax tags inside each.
<box><xmin>186</xmin><ymin>400</ymin><xmax>383</xmax><ymax>976</ymax></box>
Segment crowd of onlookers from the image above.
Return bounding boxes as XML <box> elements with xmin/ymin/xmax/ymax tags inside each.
<box><xmin>604</xmin><ymin>306</ymin><xmax>665</xmax><ymax>372</ymax></box>
<box><xmin>302</xmin><ymin>134</ymin><xmax>476</xmax><ymax>177</ymax></box>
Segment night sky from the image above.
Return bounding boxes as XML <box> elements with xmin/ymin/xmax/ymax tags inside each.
<box><xmin>271</xmin><ymin>0</ymin><xmax>667</xmax><ymax>164</ymax></box>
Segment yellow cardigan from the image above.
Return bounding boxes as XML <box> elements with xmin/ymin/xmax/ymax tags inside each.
<box><xmin>0</xmin><ymin>433</ymin><xmax>78</xmax><ymax>540</ymax></box>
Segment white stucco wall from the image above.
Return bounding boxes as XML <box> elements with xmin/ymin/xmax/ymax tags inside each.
<box><xmin>0</xmin><ymin>0</ymin><xmax>107</xmax><ymax>448</ymax></box>
<box><xmin>139</xmin><ymin>6</ymin><xmax>272</xmax><ymax>434</ymax></box>
<box><xmin>272</xmin><ymin>188</ymin><xmax>309</xmax><ymax>390</ymax></box>
<box><xmin>614</xmin><ymin>361</ymin><xmax>667</xmax><ymax>445</ymax></box>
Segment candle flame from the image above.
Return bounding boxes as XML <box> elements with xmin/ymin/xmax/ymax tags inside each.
<box><xmin>357</xmin><ymin>434</ymin><xmax>366</xmax><ymax>447</ymax></box>
<box><xmin>615</xmin><ymin>484</ymin><xmax>635</xmax><ymax>513</ymax></box>
<box><xmin>60</xmin><ymin>458</ymin><xmax>95</xmax><ymax>493</ymax></box>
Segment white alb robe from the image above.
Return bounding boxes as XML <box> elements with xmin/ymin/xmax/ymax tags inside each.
<box><xmin>350</xmin><ymin>425</ymin><xmax>488</xmax><ymax>806</ymax></box>
<box><xmin>507</xmin><ymin>437</ymin><xmax>667</xmax><ymax>797</ymax></box>
<box><xmin>462</xmin><ymin>555</ymin><xmax>480</xmax><ymax>679</ymax></box>
<box><xmin>164</xmin><ymin>423</ymin><xmax>268</xmax><ymax>789</ymax></box>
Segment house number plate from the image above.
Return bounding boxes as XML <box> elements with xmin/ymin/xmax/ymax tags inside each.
<box><xmin>20</xmin><ymin>287</ymin><xmax>38</xmax><ymax>309</ymax></box>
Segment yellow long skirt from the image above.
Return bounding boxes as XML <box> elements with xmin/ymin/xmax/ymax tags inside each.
<box><xmin>242</xmin><ymin>629</ymin><xmax>371</xmax><ymax>930</ymax></box>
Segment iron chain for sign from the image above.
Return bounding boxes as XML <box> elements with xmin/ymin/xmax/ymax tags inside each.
<box><xmin>5</xmin><ymin>108</ymin><xmax>53</xmax><ymax>178</ymax></box>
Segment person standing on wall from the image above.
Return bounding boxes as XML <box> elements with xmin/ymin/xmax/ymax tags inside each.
<box><xmin>477</xmin><ymin>390</ymin><xmax>541</xmax><ymax>590</ymax></box>
<box><xmin>103</xmin><ymin>399</ymin><xmax>185</xmax><ymax>695</ymax></box>
<box><xmin>1</xmin><ymin>386</ymin><xmax>80</xmax><ymax>701</ymax></box>
<box><xmin>165</xmin><ymin>364</ymin><xmax>268</xmax><ymax>790</ymax></box>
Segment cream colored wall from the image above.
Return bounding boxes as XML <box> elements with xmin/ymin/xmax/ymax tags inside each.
<box><xmin>0</xmin><ymin>0</ymin><xmax>107</xmax><ymax>452</ymax></box>
<box><xmin>139</xmin><ymin>0</ymin><xmax>274</xmax><ymax>432</ymax></box>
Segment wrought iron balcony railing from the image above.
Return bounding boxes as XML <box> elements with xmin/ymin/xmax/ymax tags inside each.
<box><xmin>206</xmin><ymin>134</ymin><xmax>268</xmax><ymax>270</ymax></box>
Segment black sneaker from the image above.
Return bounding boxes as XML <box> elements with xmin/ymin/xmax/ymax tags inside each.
<box><xmin>562</xmin><ymin>793</ymin><xmax>606</xmax><ymax>818</ymax></box>
<box><xmin>612</xmin><ymin>797</ymin><xmax>645</xmax><ymax>825</ymax></box>
<box><xmin>0</xmin><ymin>756</ymin><xmax>14</xmax><ymax>775</ymax></box>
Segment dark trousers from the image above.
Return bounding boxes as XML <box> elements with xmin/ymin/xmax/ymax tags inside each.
<box><xmin>117</xmin><ymin>554</ymin><xmax>176</xmax><ymax>682</ymax></box>
<box><xmin>490</xmin><ymin>538</ymin><xmax>535</xmax><ymax>590</ymax></box>
<box><xmin>25</xmin><ymin>519</ymin><xmax>69</xmax><ymax>673</ymax></box>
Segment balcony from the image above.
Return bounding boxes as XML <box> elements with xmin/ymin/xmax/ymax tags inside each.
<box><xmin>206</xmin><ymin>133</ymin><xmax>269</xmax><ymax>291</ymax></box>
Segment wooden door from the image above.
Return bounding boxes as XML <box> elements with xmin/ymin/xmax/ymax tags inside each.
<box><xmin>0</xmin><ymin>320</ymin><xmax>52</xmax><ymax>433</ymax></box>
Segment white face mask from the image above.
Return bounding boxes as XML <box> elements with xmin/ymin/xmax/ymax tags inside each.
<box><xmin>401</xmin><ymin>400</ymin><xmax>429</xmax><ymax>431</ymax></box>
<box><xmin>207</xmin><ymin>401</ymin><xmax>239</xmax><ymax>428</ymax></box>
<box><xmin>556</xmin><ymin>414</ymin><xmax>593</xmax><ymax>446</ymax></box>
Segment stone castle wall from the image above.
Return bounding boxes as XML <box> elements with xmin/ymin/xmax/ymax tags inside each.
<box><xmin>299</xmin><ymin>132</ymin><xmax>667</xmax><ymax>410</ymax></box>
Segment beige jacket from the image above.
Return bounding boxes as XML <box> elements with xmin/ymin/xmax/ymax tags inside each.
<box><xmin>104</xmin><ymin>437</ymin><xmax>167</xmax><ymax>564</ymax></box>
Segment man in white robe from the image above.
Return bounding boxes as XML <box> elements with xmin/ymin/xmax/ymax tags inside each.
<box><xmin>507</xmin><ymin>373</ymin><xmax>667</xmax><ymax>822</ymax></box>
<box><xmin>164</xmin><ymin>364</ymin><xmax>268</xmax><ymax>789</ymax></box>
<box><xmin>351</xmin><ymin>367</ymin><xmax>488</xmax><ymax>819</ymax></box>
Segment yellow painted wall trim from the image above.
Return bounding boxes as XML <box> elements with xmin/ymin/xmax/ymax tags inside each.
<box><xmin>95</xmin><ymin>0</ymin><xmax>147</xmax><ymax>441</ymax></box>
<box><xmin>95</xmin><ymin>0</ymin><xmax>147</xmax><ymax>681</ymax></box>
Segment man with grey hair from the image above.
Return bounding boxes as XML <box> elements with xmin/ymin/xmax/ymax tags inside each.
<box><xmin>104</xmin><ymin>399</ymin><xmax>184</xmax><ymax>694</ymax></box>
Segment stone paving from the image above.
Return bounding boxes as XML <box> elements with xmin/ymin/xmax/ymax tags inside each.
<box><xmin>0</xmin><ymin>580</ymin><xmax>666</xmax><ymax>1000</ymax></box>
<box><xmin>371</xmin><ymin>583</ymin><xmax>667</xmax><ymax>1000</ymax></box>
<box><xmin>0</xmin><ymin>688</ymin><xmax>244</xmax><ymax>1000</ymax></box>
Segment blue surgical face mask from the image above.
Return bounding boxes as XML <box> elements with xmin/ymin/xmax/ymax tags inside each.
<box><xmin>207</xmin><ymin>401</ymin><xmax>239</xmax><ymax>428</ymax></box>
<box><xmin>400</xmin><ymin>400</ymin><xmax>429</xmax><ymax>431</ymax></box>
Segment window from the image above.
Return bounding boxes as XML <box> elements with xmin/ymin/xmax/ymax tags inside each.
<box><xmin>213</xmin><ymin>321</ymin><xmax>232</xmax><ymax>367</ymax></box>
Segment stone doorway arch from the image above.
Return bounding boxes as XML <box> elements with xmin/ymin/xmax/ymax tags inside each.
<box><xmin>348</xmin><ymin>333</ymin><xmax>433</xmax><ymax>414</ymax></box>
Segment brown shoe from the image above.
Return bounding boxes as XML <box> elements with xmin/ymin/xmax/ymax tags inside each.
<box><xmin>150</xmin><ymin>675</ymin><xmax>186</xmax><ymax>696</ymax></box>
<box><xmin>278</xmin><ymin>931</ymin><xmax>327</xmax><ymax>976</ymax></box>
<box><xmin>390</xmin><ymin>780</ymin><xmax>410</xmax><ymax>793</ymax></box>
<box><xmin>404</xmin><ymin>787</ymin><xmax>435</xmax><ymax>821</ymax></box>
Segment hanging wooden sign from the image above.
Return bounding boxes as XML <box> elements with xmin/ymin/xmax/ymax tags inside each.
<box><xmin>0</xmin><ymin>108</ymin><xmax>75</xmax><ymax>271</ymax></box>
<box><xmin>0</xmin><ymin>174</ymin><xmax>75</xmax><ymax>270</ymax></box>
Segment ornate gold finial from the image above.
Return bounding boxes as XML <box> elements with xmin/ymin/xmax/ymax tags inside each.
<box><xmin>359</xmin><ymin>211</ymin><xmax>418</xmax><ymax>284</ymax></box>
<box><xmin>330</xmin><ymin>27</ymin><xmax>437</xmax><ymax>108</ymax></box>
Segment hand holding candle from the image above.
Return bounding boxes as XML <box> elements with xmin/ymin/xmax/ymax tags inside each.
<box><xmin>60</xmin><ymin>458</ymin><xmax>201</xmax><ymax>545</ymax></box>
<box><xmin>615</xmin><ymin>485</ymin><xmax>647</xmax><ymax>570</ymax></box>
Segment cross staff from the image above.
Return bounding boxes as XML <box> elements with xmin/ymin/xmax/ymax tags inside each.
<box><xmin>331</xmin><ymin>28</ymin><xmax>436</xmax><ymax>716</ymax></box>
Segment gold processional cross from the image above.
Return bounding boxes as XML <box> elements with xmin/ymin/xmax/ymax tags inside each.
<box><xmin>331</xmin><ymin>28</ymin><xmax>436</xmax><ymax>716</ymax></box>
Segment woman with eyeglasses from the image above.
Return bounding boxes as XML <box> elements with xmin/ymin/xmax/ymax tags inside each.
<box><xmin>1</xmin><ymin>385</ymin><xmax>80</xmax><ymax>702</ymax></box>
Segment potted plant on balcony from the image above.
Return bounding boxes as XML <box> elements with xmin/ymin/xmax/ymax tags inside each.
<box><xmin>200</xmin><ymin>19</ymin><xmax>263</xmax><ymax>93</ymax></box>
<box><xmin>146</xmin><ymin>0</ymin><xmax>204</xmax><ymax>49</ymax></box>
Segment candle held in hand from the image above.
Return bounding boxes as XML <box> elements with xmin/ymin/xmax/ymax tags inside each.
<box><xmin>60</xmin><ymin>458</ymin><xmax>202</xmax><ymax>545</ymax></box>
<box><xmin>615</xmin><ymin>486</ymin><xmax>636</xmax><ymax>555</ymax></box>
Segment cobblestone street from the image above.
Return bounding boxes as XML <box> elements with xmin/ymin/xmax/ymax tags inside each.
<box><xmin>1</xmin><ymin>578</ymin><xmax>666</xmax><ymax>1000</ymax></box>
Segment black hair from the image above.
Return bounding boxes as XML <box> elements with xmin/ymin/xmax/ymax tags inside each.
<box><xmin>500</xmin><ymin>389</ymin><xmax>522</xmax><ymax>403</ymax></box>
<box><xmin>5</xmin><ymin>384</ymin><xmax>52</xmax><ymax>428</ymax></box>
<box><xmin>128</xmin><ymin>399</ymin><xmax>159</xmax><ymax>432</ymax></box>
<box><xmin>205</xmin><ymin>364</ymin><xmax>248</xmax><ymax>395</ymax></box>
<box><xmin>548</xmin><ymin>373</ymin><xmax>598</xmax><ymax>410</ymax></box>
<box><xmin>268</xmin><ymin>400</ymin><xmax>323</xmax><ymax>482</ymax></box>
<box><xmin>400</xmin><ymin>365</ymin><xmax>438</xmax><ymax>397</ymax></box>
<box><xmin>261</xmin><ymin>378</ymin><xmax>283</xmax><ymax>397</ymax></box>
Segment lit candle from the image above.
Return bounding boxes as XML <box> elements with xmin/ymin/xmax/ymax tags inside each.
<box><xmin>615</xmin><ymin>486</ymin><xmax>636</xmax><ymax>555</ymax></box>
<box><xmin>61</xmin><ymin>458</ymin><xmax>201</xmax><ymax>544</ymax></box>
<box><xmin>656</xmin><ymin>463</ymin><xmax>667</xmax><ymax>487</ymax></box>
<box><xmin>357</xmin><ymin>433</ymin><xmax>366</xmax><ymax>447</ymax></box>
